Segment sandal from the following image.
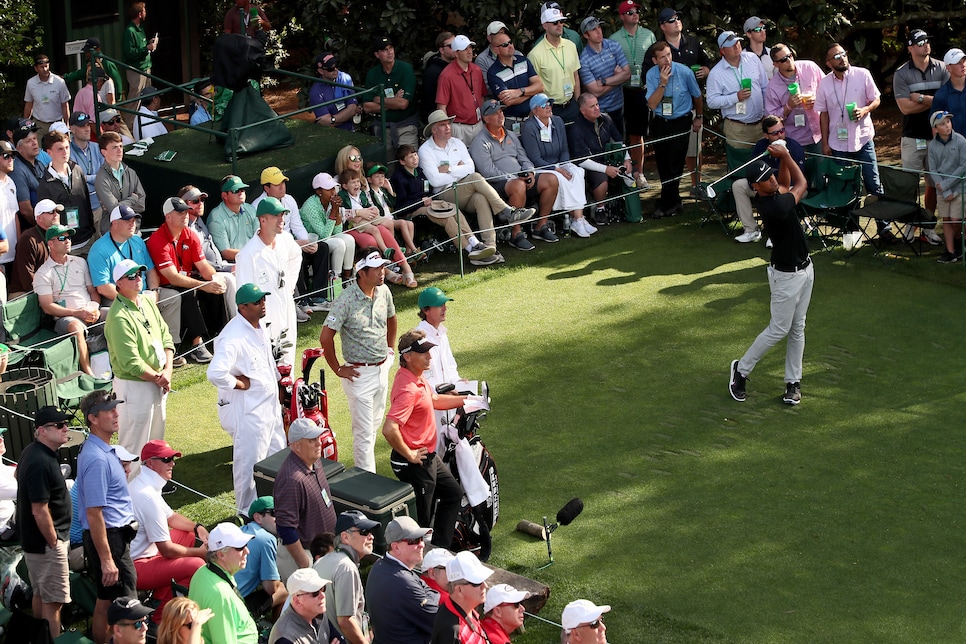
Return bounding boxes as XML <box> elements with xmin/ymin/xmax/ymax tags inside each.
<box><xmin>385</xmin><ymin>271</ymin><xmax>403</xmax><ymax>285</ymax></box>
<box><xmin>409</xmin><ymin>249</ymin><xmax>426</xmax><ymax>263</ymax></box>
<box><xmin>382</xmin><ymin>248</ymin><xmax>395</xmax><ymax>260</ymax></box>
<box><xmin>402</xmin><ymin>273</ymin><xmax>418</xmax><ymax>288</ymax></box>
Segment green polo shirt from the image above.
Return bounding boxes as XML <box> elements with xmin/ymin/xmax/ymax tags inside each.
<box><xmin>104</xmin><ymin>292</ymin><xmax>173</xmax><ymax>381</ymax></box>
<box><xmin>188</xmin><ymin>563</ymin><xmax>258</xmax><ymax>644</ymax></box>
<box><xmin>207</xmin><ymin>202</ymin><xmax>258</xmax><ymax>253</ymax></box>
<box><xmin>123</xmin><ymin>21</ymin><xmax>151</xmax><ymax>72</ymax></box>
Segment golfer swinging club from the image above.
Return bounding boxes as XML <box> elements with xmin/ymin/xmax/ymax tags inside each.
<box><xmin>729</xmin><ymin>143</ymin><xmax>812</xmax><ymax>406</ymax></box>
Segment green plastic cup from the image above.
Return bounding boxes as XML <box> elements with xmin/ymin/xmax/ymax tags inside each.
<box><xmin>740</xmin><ymin>78</ymin><xmax>752</xmax><ymax>90</ymax></box>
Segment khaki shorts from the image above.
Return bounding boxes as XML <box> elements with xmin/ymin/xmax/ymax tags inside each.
<box><xmin>937</xmin><ymin>193</ymin><xmax>964</xmax><ymax>221</ymax></box>
<box><xmin>25</xmin><ymin>540</ymin><xmax>71</xmax><ymax>604</ymax></box>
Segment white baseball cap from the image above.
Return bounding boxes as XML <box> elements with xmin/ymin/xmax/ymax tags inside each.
<box><xmin>354</xmin><ymin>251</ymin><xmax>391</xmax><ymax>273</ymax></box>
<box><xmin>33</xmin><ymin>199</ymin><xmax>64</xmax><ymax>219</ymax></box>
<box><xmin>421</xmin><ymin>548</ymin><xmax>455</xmax><ymax>571</ymax></box>
<box><xmin>483</xmin><ymin>583</ymin><xmax>531</xmax><ymax>613</ymax></box>
<box><xmin>562</xmin><ymin>599</ymin><xmax>611</xmax><ymax>630</ymax></box>
<box><xmin>451</xmin><ymin>35</ymin><xmax>476</xmax><ymax>52</ymax></box>
<box><xmin>286</xmin><ymin>568</ymin><xmax>331</xmax><ymax>595</ymax></box>
<box><xmin>208</xmin><ymin>522</ymin><xmax>255</xmax><ymax>551</ymax></box>
<box><xmin>445</xmin><ymin>551</ymin><xmax>493</xmax><ymax>585</ymax></box>
<box><xmin>486</xmin><ymin>21</ymin><xmax>508</xmax><ymax>36</ymax></box>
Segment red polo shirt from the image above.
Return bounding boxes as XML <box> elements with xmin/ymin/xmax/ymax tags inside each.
<box><xmin>386</xmin><ymin>367</ymin><xmax>437</xmax><ymax>452</ymax></box>
<box><xmin>145</xmin><ymin>225</ymin><xmax>204</xmax><ymax>287</ymax></box>
<box><xmin>436</xmin><ymin>61</ymin><xmax>485</xmax><ymax>124</ymax></box>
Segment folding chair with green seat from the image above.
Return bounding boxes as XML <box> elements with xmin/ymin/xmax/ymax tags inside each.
<box><xmin>2</xmin><ymin>293</ymin><xmax>112</xmax><ymax>420</ymax></box>
<box><xmin>846</xmin><ymin>165</ymin><xmax>934</xmax><ymax>263</ymax></box>
<box><xmin>696</xmin><ymin>146</ymin><xmax>756</xmax><ymax>234</ymax></box>
<box><xmin>798</xmin><ymin>157</ymin><xmax>864</xmax><ymax>250</ymax></box>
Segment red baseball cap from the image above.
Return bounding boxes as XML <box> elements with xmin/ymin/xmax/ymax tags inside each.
<box><xmin>141</xmin><ymin>440</ymin><xmax>182</xmax><ymax>461</ymax></box>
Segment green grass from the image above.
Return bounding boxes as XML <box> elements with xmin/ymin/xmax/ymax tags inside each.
<box><xmin>164</xmin><ymin>206</ymin><xmax>966</xmax><ymax>643</ymax></box>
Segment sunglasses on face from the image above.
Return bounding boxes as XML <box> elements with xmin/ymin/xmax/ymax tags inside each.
<box><xmin>44</xmin><ymin>422</ymin><xmax>69</xmax><ymax>430</ymax></box>
<box><xmin>107</xmin><ymin>117</ymin><xmax>123</xmax><ymax>125</ymax></box>
<box><xmin>914</xmin><ymin>39</ymin><xmax>929</xmax><ymax>46</ymax></box>
<box><xmin>186</xmin><ymin>199</ymin><xmax>201</xmax><ymax>205</ymax></box>
<box><xmin>1</xmin><ymin>153</ymin><xmax>14</xmax><ymax>160</ymax></box>
<box><xmin>53</xmin><ymin>235</ymin><xmax>70</xmax><ymax>242</ymax></box>
<box><xmin>123</xmin><ymin>272</ymin><xmax>143</xmax><ymax>281</ymax></box>
<box><xmin>403</xmin><ymin>537</ymin><xmax>424</xmax><ymax>545</ymax></box>
<box><xmin>749</xmin><ymin>26</ymin><xmax>765</xmax><ymax>33</ymax></box>
<box><xmin>550</xmin><ymin>20</ymin><xmax>564</xmax><ymax>25</ymax></box>
<box><xmin>494</xmin><ymin>41</ymin><xmax>513</xmax><ymax>48</ymax></box>
<box><xmin>585</xmin><ymin>618</ymin><xmax>604</xmax><ymax>629</ymax></box>
<box><xmin>231</xmin><ymin>188</ymin><xmax>245</xmax><ymax>194</ymax></box>
<box><xmin>349</xmin><ymin>527</ymin><xmax>372</xmax><ymax>536</ymax></box>
<box><xmin>301</xmin><ymin>589</ymin><xmax>324</xmax><ymax>598</ymax></box>
<box><xmin>661</xmin><ymin>16</ymin><xmax>680</xmax><ymax>24</ymax></box>
<box><xmin>152</xmin><ymin>455</ymin><xmax>176</xmax><ymax>463</ymax></box>
<box><xmin>767</xmin><ymin>128</ymin><xmax>785</xmax><ymax>135</ymax></box>
<box><xmin>831</xmin><ymin>51</ymin><xmax>848</xmax><ymax>61</ymax></box>
<box><xmin>622</xmin><ymin>8</ymin><xmax>638</xmax><ymax>15</ymax></box>
<box><xmin>466</xmin><ymin>580</ymin><xmax>484</xmax><ymax>588</ymax></box>
<box><xmin>118</xmin><ymin>620</ymin><xmax>147</xmax><ymax>629</ymax></box>
<box><xmin>774</xmin><ymin>54</ymin><xmax>792</xmax><ymax>64</ymax></box>
<box><xmin>348</xmin><ymin>155</ymin><xmax>362</xmax><ymax>162</ymax></box>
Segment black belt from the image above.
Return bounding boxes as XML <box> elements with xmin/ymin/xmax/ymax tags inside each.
<box><xmin>554</xmin><ymin>100</ymin><xmax>571</xmax><ymax>108</ymax></box>
<box><xmin>656</xmin><ymin>114</ymin><xmax>694</xmax><ymax>123</ymax></box>
<box><xmin>726</xmin><ymin>117</ymin><xmax>761</xmax><ymax>125</ymax></box>
<box><xmin>771</xmin><ymin>257</ymin><xmax>811</xmax><ymax>273</ymax></box>
<box><xmin>349</xmin><ymin>358</ymin><xmax>387</xmax><ymax>367</ymax></box>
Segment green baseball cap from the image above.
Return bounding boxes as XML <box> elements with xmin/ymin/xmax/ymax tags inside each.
<box><xmin>45</xmin><ymin>224</ymin><xmax>76</xmax><ymax>241</ymax></box>
<box><xmin>236</xmin><ymin>283</ymin><xmax>270</xmax><ymax>306</ymax></box>
<box><xmin>248</xmin><ymin>496</ymin><xmax>274</xmax><ymax>517</ymax></box>
<box><xmin>221</xmin><ymin>175</ymin><xmax>249</xmax><ymax>192</ymax></box>
<box><xmin>255</xmin><ymin>197</ymin><xmax>288</xmax><ymax>216</ymax></box>
<box><xmin>418</xmin><ymin>287</ymin><xmax>453</xmax><ymax>309</ymax></box>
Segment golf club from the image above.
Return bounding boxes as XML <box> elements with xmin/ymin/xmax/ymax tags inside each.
<box><xmin>696</xmin><ymin>150</ymin><xmax>771</xmax><ymax>199</ymax></box>
<box><xmin>525</xmin><ymin>611</ymin><xmax>563</xmax><ymax>628</ymax></box>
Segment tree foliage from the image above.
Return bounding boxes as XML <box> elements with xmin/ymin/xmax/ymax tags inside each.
<box><xmin>0</xmin><ymin>0</ymin><xmax>43</xmax><ymax>114</ymax></box>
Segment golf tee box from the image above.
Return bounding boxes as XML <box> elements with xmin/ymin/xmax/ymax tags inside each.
<box><xmin>253</xmin><ymin>448</ymin><xmax>346</xmax><ymax>498</ymax></box>
<box><xmin>328</xmin><ymin>467</ymin><xmax>417</xmax><ymax>555</ymax></box>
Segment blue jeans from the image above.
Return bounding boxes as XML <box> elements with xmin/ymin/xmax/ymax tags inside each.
<box><xmin>832</xmin><ymin>139</ymin><xmax>883</xmax><ymax>196</ymax></box>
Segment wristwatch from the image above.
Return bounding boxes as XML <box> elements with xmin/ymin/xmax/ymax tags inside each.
<box><xmin>330</xmin><ymin>115</ymin><xmax>337</xmax><ymax>124</ymax></box>
<box><xmin>917</xmin><ymin>94</ymin><xmax>924</xmax><ymax>104</ymax></box>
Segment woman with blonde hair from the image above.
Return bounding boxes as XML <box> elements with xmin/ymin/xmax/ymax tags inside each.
<box><xmin>156</xmin><ymin>597</ymin><xmax>213</xmax><ymax>644</ymax></box>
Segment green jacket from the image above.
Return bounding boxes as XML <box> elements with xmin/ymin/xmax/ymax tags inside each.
<box><xmin>123</xmin><ymin>21</ymin><xmax>151</xmax><ymax>72</ymax></box>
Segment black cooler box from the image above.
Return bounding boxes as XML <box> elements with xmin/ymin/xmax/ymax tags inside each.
<box><xmin>329</xmin><ymin>467</ymin><xmax>417</xmax><ymax>555</ymax></box>
<box><xmin>253</xmin><ymin>449</ymin><xmax>346</xmax><ymax>499</ymax></box>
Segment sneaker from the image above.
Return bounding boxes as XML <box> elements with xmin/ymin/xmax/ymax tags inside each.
<box><xmin>635</xmin><ymin>172</ymin><xmax>650</xmax><ymax>191</ymax></box>
<box><xmin>532</xmin><ymin>224</ymin><xmax>559</xmax><ymax>243</ymax></box>
<box><xmin>296</xmin><ymin>306</ymin><xmax>311</xmax><ymax>323</ymax></box>
<box><xmin>782</xmin><ymin>382</ymin><xmax>802</xmax><ymax>405</ymax></box>
<box><xmin>937</xmin><ymin>251</ymin><xmax>960</xmax><ymax>264</ymax></box>
<box><xmin>509</xmin><ymin>232</ymin><xmax>535</xmax><ymax>251</ymax></box>
<box><xmin>900</xmin><ymin>223</ymin><xmax>916</xmax><ymax>243</ymax></box>
<box><xmin>501</xmin><ymin>207</ymin><xmax>535</xmax><ymax>224</ymax></box>
<box><xmin>921</xmin><ymin>228</ymin><xmax>943</xmax><ymax>245</ymax></box>
<box><xmin>665</xmin><ymin>203</ymin><xmax>683</xmax><ymax>217</ymax></box>
<box><xmin>617</xmin><ymin>167</ymin><xmax>636</xmax><ymax>188</ymax></box>
<box><xmin>470</xmin><ymin>252</ymin><xmax>503</xmax><ymax>266</ymax></box>
<box><xmin>594</xmin><ymin>208</ymin><xmax>609</xmax><ymax>226</ymax></box>
<box><xmin>467</xmin><ymin>242</ymin><xmax>496</xmax><ymax>261</ymax></box>
<box><xmin>878</xmin><ymin>229</ymin><xmax>899</xmax><ymax>245</ymax></box>
<box><xmin>172</xmin><ymin>356</ymin><xmax>187</xmax><ymax>368</ymax></box>
<box><xmin>729</xmin><ymin>360</ymin><xmax>747</xmax><ymax>402</ymax></box>
<box><xmin>571</xmin><ymin>217</ymin><xmax>591</xmax><ymax>238</ymax></box>
<box><xmin>312</xmin><ymin>300</ymin><xmax>332</xmax><ymax>312</ymax></box>
<box><xmin>651</xmin><ymin>207</ymin><xmax>665</xmax><ymax>220</ymax></box>
<box><xmin>583</xmin><ymin>218</ymin><xmax>598</xmax><ymax>234</ymax></box>
<box><xmin>735</xmin><ymin>229</ymin><xmax>762</xmax><ymax>243</ymax></box>
<box><xmin>187</xmin><ymin>344</ymin><xmax>213</xmax><ymax>364</ymax></box>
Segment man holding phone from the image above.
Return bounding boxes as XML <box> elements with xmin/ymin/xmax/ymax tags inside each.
<box><xmin>123</xmin><ymin>2</ymin><xmax>157</xmax><ymax>131</ymax></box>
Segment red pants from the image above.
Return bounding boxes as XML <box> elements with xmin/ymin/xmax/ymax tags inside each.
<box><xmin>133</xmin><ymin>528</ymin><xmax>205</xmax><ymax>622</ymax></box>
<box><xmin>347</xmin><ymin>225</ymin><xmax>406</xmax><ymax>266</ymax></box>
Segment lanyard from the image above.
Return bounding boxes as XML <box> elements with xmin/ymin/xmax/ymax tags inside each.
<box><xmin>832</xmin><ymin>72</ymin><xmax>850</xmax><ymax>121</ymax></box>
<box><xmin>461</xmin><ymin>68</ymin><xmax>478</xmax><ymax>105</ymax></box>
<box><xmin>622</xmin><ymin>29</ymin><xmax>640</xmax><ymax>67</ymax></box>
<box><xmin>548</xmin><ymin>43</ymin><xmax>567</xmax><ymax>72</ymax></box>
<box><xmin>54</xmin><ymin>260</ymin><xmax>71</xmax><ymax>295</ymax></box>
<box><xmin>731</xmin><ymin>61</ymin><xmax>744</xmax><ymax>87</ymax></box>
<box><xmin>118</xmin><ymin>296</ymin><xmax>155</xmax><ymax>336</ymax></box>
<box><xmin>111</xmin><ymin>236</ymin><xmax>132</xmax><ymax>260</ymax></box>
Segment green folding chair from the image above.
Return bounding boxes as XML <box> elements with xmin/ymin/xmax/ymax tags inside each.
<box><xmin>798</xmin><ymin>157</ymin><xmax>864</xmax><ymax>249</ymax></box>
<box><xmin>696</xmin><ymin>146</ymin><xmax>756</xmax><ymax>234</ymax></box>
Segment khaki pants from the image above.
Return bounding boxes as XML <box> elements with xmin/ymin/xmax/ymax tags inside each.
<box><xmin>125</xmin><ymin>69</ymin><xmax>151</xmax><ymax>130</ymax></box>
<box><xmin>411</xmin><ymin>206</ymin><xmax>475</xmax><ymax>249</ymax></box>
<box><xmin>723</xmin><ymin>118</ymin><xmax>763</xmax><ymax>150</ymax></box>
<box><xmin>435</xmin><ymin>173</ymin><xmax>508</xmax><ymax>247</ymax></box>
